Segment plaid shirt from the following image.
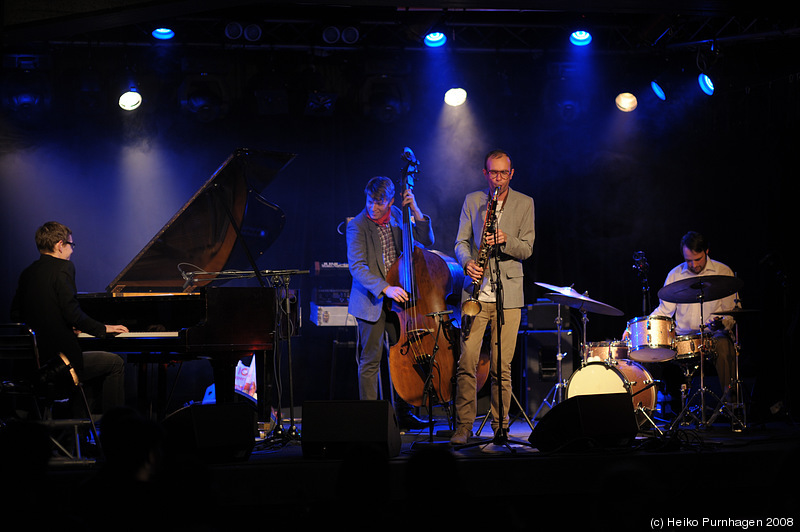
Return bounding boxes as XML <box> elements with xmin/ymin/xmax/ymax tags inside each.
<box><xmin>376</xmin><ymin>223</ymin><xmax>397</xmax><ymax>272</ymax></box>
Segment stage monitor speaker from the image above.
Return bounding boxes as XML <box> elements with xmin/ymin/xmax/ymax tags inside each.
<box><xmin>528</xmin><ymin>393</ymin><xmax>638</xmax><ymax>452</ymax></box>
<box><xmin>161</xmin><ymin>402</ymin><xmax>257</xmax><ymax>463</ymax></box>
<box><xmin>301</xmin><ymin>400</ymin><xmax>401</xmax><ymax>459</ymax></box>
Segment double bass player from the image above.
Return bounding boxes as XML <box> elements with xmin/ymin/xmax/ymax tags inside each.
<box><xmin>346</xmin><ymin>175</ymin><xmax>433</xmax><ymax>431</ymax></box>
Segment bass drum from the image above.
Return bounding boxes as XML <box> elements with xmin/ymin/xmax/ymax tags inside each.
<box><xmin>566</xmin><ymin>360</ymin><xmax>657</xmax><ymax>426</ymax></box>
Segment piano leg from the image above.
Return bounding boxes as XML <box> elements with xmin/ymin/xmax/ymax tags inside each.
<box><xmin>134</xmin><ymin>357</ymin><xmax>172</xmax><ymax>421</ymax></box>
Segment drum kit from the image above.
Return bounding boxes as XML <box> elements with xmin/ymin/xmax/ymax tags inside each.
<box><xmin>533</xmin><ymin>274</ymin><xmax>748</xmax><ymax>434</ymax></box>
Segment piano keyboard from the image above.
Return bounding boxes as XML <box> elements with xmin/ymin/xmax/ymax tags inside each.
<box><xmin>78</xmin><ymin>331</ymin><xmax>180</xmax><ymax>338</ymax></box>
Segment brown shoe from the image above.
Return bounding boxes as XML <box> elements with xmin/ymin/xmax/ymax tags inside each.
<box><xmin>450</xmin><ymin>425</ymin><xmax>473</xmax><ymax>445</ymax></box>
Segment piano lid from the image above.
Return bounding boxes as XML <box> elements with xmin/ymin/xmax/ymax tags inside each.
<box><xmin>107</xmin><ymin>148</ymin><xmax>296</xmax><ymax>293</ymax></box>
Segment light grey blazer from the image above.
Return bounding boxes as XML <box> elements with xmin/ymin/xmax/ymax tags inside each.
<box><xmin>454</xmin><ymin>187</ymin><xmax>535</xmax><ymax>309</ymax></box>
<box><xmin>346</xmin><ymin>206</ymin><xmax>434</xmax><ymax>322</ymax></box>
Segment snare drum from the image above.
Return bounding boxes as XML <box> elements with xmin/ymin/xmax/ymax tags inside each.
<box><xmin>626</xmin><ymin>315</ymin><xmax>676</xmax><ymax>363</ymax></box>
<box><xmin>566</xmin><ymin>360</ymin><xmax>657</xmax><ymax>426</ymax></box>
<box><xmin>584</xmin><ymin>341</ymin><xmax>628</xmax><ymax>364</ymax></box>
<box><xmin>674</xmin><ymin>333</ymin><xmax>716</xmax><ymax>360</ymax></box>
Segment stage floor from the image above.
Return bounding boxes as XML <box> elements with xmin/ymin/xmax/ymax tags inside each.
<box><xmin>34</xmin><ymin>406</ymin><xmax>800</xmax><ymax>531</ymax></box>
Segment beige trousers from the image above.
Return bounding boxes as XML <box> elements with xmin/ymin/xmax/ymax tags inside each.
<box><xmin>455</xmin><ymin>305</ymin><xmax>521</xmax><ymax>430</ymax></box>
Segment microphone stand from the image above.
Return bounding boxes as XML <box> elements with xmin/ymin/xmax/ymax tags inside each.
<box><xmin>411</xmin><ymin>310</ymin><xmax>454</xmax><ymax>450</ymax></box>
<box><xmin>267</xmin><ymin>270</ymin><xmax>307</xmax><ymax>444</ymax></box>
<box><xmin>633</xmin><ymin>251</ymin><xmax>651</xmax><ymax>315</ymax></box>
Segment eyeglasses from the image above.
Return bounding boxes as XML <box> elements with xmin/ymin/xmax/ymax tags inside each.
<box><xmin>63</xmin><ymin>241</ymin><xmax>76</xmax><ymax>248</ymax></box>
<box><xmin>487</xmin><ymin>169</ymin><xmax>511</xmax><ymax>178</ymax></box>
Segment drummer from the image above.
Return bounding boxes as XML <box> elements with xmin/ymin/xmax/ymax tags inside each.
<box><xmin>629</xmin><ymin>231</ymin><xmax>739</xmax><ymax>416</ymax></box>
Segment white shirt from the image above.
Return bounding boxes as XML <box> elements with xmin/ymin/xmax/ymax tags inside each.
<box><xmin>650</xmin><ymin>258</ymin><xmax>738</xmax><ymax>335</ymax></box>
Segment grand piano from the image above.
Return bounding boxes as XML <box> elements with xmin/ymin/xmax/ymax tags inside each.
<box><xmin>78</xmin><ymin>148</ymin><xmax>297</xmax><ymax>422</ymax></box>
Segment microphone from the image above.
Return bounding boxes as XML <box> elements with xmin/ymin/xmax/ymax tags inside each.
<box><xmin>632</xmin><ymin>251</ymin><xmax>649</xmax><ymax>273</ymax></box>
<box><xmin>426</xmin><ymin>309</ymin><xmax>454</xmax><ymax>318</ymax></box>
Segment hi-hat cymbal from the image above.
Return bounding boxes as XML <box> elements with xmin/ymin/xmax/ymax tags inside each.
<box><xmin>658</xmin><ymin>275</ymin><xmax>744</xmax><ymax>304</ymax></box>
<box><xmin>535</xmin><ymin>282</ymin><xmax>624</xmax><ymax>316</ymax></box>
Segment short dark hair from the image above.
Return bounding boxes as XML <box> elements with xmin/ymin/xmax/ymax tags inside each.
<box><xmin>35</xmin><ymin>221</ymin><xmax>71</xmax><ymax>253</ymax></box>
<box><xmin>364</xmin><ymin>176</ymin><xmax>395</xmax><ymax>202</ymax></box>
<box><xmin>681</xmin><ymin>231</ymin><xmax>708</xmax><ymax>253</ymax></box>
<box><xmin>484</xmin><ymin>149</ymin><xmax>513</xmax><ymax>169</ymax></box>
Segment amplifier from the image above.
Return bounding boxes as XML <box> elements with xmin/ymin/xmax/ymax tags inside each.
<box><xmin>522</xmin><ymin>299</ymin><xmax>571</xmax><ymax>330</ymax></box>
<box><xmin>312</xmin><ymin>288</ymin><xmax>350</xmax><ymax>306</ymax></box>
<box><xmin>310</xmin><ymin>302</ymin><xmax>356</xmax><ymax>327</ymax></box>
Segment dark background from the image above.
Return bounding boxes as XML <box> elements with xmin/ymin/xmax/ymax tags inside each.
<box><xmin>1</xmin><ymin>1</ymin><xmax>796</xmax><ymax>420</ymax></box>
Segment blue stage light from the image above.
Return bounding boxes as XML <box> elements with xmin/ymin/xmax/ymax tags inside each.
<box><xmin>151</xmin><ymin>28</ymin><xmax>175</xmax><ymax>40</ymax></box>
<box><xmin>698</xmin><ymin>73</ymin><xmax>714</xmax><ymax>96</ymax></box>
<box><xmin>651</xmin><ymin>80</ymin><xmax>667</xmax><ymax>101</ymax></box>
<box><xmin>569</xmin><ymin>31</ymin><xmax>592</xmax><ymax>46</ymax></box>
<box><xmin>424</xmin><ymin>32</ymin><xmax>447</xmax><ymax>48</ymax></box>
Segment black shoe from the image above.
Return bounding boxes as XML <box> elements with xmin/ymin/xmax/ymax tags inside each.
<box><xmin>397</xmin><ymin>412</ymin><xmax>432</xmax><ymax>431</ymax></box>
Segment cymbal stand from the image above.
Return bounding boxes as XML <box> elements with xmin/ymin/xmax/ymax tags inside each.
<box><xmin>533</xmin><ymin>303</ymin><xmax>568</xmax><ymax>423</ymax></box>
<box><xmin>707</xmin><ymin>307</ymin><xmax>746</xmax><ymax>431</ymax></box>
<box><xmin>669</xmin><ymin>288</ymin><xmax>720</xmax><ymax>431</ymax></box>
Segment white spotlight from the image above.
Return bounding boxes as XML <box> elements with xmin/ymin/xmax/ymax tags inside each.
<box><xmin>444</xmin><ymin>88</ymin><xmax>467</xmax><ymax>107</ymax></box>
<box><xmin>615</xmin><ymin>92</ymin><xmax>637</xmax><ymax>112</ymax></box>
<box><xmin>118</xmin><ymin>86</ymin><xmax>142</xmax><ymax>111</ymax></box>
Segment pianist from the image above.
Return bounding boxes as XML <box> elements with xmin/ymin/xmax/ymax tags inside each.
<box><xmin>10</xmin><ymin>221</ymin><xmax>128</xmax><ymax>418</ymax></box>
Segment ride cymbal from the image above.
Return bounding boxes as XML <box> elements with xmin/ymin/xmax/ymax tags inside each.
<box><xmin>658</xmin><ymin>275</ymin><xmax>743</xmax><ymax>304</ymax></box>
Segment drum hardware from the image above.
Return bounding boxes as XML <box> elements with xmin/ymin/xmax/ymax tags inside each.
<box><xmin>532</xmin><ymin>283</ymin><xmax>624</xmax><ymax>423</ymax></box>
<box><xmin>706</xmin><ymin>305</ymin><xmax>756</xmax><ymax>431</ymax></box>
<box><xmin>633</xmin><ymin>382</ymin><xmax>664</xmax><ymax>436</ymax></box>
<box><xmin>659</xmin><ymin>276</ymin><xmax>744</xmax><ymax>431</ymax></box>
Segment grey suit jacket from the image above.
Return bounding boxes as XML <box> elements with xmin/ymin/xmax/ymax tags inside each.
<box><xmin>346</xmin><ymin>206</ymin><xmax>435</xmax><ymax>322</ymax></box>
<box><xmin>454</xmin><ymin>187</ymin><xmax>535</xmax><ymax>309</ymax></box>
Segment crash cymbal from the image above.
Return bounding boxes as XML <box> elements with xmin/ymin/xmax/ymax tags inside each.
<box><xmin>536</xmin><ymin>282</ymin><xmax>624</xmax><ymax>316</ymax></box>
<box><xmin>658</xmin><ymin>275</ymin><xmax>744</xmax><ymax>304</ymax></box>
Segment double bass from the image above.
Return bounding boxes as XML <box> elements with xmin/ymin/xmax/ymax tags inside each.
<box><xmin>386</xmin><ymin>148</ymin><xmax>465</xmax><ymax>407</ymax></box>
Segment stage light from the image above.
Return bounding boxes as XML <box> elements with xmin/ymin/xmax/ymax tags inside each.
<box><xmin>341</xmin><ymin>26</ymin><xmax>360</xmax><ymax>45</ymax></box>
<box><xmin>651</xmin><ymin>80</ymin><xmax>667</xmax><ymax>101</ymax></box>
<box><xmin>179</xmin><ymin>74</ymin><xmax>229</xmax><ymax>122</ymax></box>
<box><xmin>615</xmin><ymin>92</ymin><xmax>637</xmax><ymax>112</ymax></box>
<box><xmin>151</xmin><ymin>27</ymin><xmax>175</xmax><ymax>40</ymax></box>
<box><xmin>304</xmin><ymin>90</ymin><xmax>337</xmax><ymax>116</ymax></box>
<box><xmin>322</xmin><ymin>26</ymin><xmax>340</xmax><ymax>44</ymax></box>
<box><xmin>424</xmin><ymin>31</ymin><xmax>447</xmax><ymax>48</ymax></box>
<box><xmin>698</xmin><ymin>73</ymin><xmax>715</xmax><ymax>96</ymax></box>
<box><xmin>361</xmin><ymin>75</ymin><xmax>409</xmax><ymax>123</ymax></box>
<box><xmin>569</xmin><ymin>31</ymin><xmax>592</xmax><ymax>47</ymax></box>
<box><xmin>243</xmin><ymin>24</ymin><xmax>262</xmax><ymax>42</ymax></box>
<box><xmin>1</xmin><ymin>70</ymin><xmax>52</xmax><ymax>122</ymax></box>
<box><xmin>225</xmin><ymin>22</ymin><xmax>243</xmax><ymax>40</ymax></box>
<box><xmin>444</xmin><ymin>88</ymin><xmax>467</xmax><ymax>107</ymax></box>
<box><xmin>118</xmin><ymin>86</ymin><xmax>142</xmax><ymax>111</ymax></box>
